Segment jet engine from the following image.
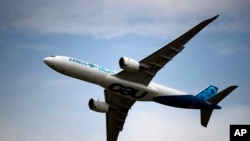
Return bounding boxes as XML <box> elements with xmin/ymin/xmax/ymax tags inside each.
<box><xmin>88</xmin><ymin>98</ymin><xmax>109</xmax><ymax>113</ymax></box>
<box><xmin>119</xmin><ymin>57</ymin><xmax>140</xmax><ymax>72</ymax></box>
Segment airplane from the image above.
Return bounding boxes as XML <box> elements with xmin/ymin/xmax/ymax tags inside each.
<box><xmin>43</xmin><ymin>15</ymin><xmax>238</xmax><ymax>141</ymax></box>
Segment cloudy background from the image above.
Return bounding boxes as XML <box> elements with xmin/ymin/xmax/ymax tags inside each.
<box><xmin>0</xmin><ymin>0</ymin><xmax>249</xmax><ymax>141</ymax></box>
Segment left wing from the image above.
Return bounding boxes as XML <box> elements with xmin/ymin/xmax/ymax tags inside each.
<box><xmin>104</xmin><ymin>90</ymin><xmax>135</xmax><ymax>141</ymax></box>
<box><xmin>115</xmin><ymin>15</ymin><xmax>219</xmax><ymax>85</ymax></box>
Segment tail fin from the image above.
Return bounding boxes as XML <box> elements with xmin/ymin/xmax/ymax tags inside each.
<box><xmin>199</xmin><ymin>85</ymin><xmax>238</xmax><ymax>127</ymax></box>
<box><xmin>196</xmin><ymin>85</ymin><xmax>218</xmax><ymax>101</ymax></box>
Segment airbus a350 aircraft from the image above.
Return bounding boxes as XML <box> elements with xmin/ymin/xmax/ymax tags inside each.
<box><xmin>44</xmin><ymin>15</ymin><xmax>238</xmax><ymax>141</ymax></box>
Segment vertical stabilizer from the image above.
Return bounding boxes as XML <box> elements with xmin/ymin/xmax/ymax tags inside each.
<box><xmin>196</xmin><ymin>85</ymin><xmax>218</xmax><ymax>101</ymax></box>
<box><xmin>200</xmin><ymin>85</ymin><xmax>238</xmax><ymax>127</ymax></box>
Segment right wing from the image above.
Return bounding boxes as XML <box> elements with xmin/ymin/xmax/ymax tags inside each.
<box><xmin>115</xmin><ymin>15</ymin><xmax>219</xmax><ymax>85</ymax></box>
<box><xmin>105</xmin><ymin>90</ymin><xmax>135</xmax><ymax>141</ymax></box>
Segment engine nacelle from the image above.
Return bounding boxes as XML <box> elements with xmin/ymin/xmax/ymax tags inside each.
<box><xmin>88</xmin><ymin>98</ymin><xmax>109</xmax><ymax>113</ymax></box>
<box><xmin>119</xmin><ymin>57</ymin><xmax>140</xmax><ymax>72</ymax></box>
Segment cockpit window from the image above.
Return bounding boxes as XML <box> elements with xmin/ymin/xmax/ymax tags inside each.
<box><xmin>50</xmin><ymin>55</ymin><xmax>55</xmax><ymax>57</ymax></box>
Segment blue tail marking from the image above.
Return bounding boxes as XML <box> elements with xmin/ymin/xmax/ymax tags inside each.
<box><xmin>196</xmin><ymin>85</ymin><xmax>218</xmax><ymax>101</ymax></box>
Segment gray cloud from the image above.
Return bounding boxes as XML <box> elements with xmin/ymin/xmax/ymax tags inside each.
<box><xmin>1</xmin><ymin>0</ymin><xmax>249</xmax><ymax>38</ymax></box>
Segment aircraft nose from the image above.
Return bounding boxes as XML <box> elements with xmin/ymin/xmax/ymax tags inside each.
<box><xmin>43</xmin><ymin>57</ymin><xmax>50</xmax><ymax>65</ymax></box>
<box><xmin>43</xmin><ymin>56</ymin><xmax>55</xmax><ymax>66</ymax></box>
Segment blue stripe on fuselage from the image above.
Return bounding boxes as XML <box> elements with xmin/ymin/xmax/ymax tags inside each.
<box><xmin>153</xmin><ymin>95</ymin><xmax>221</xmax><ymax>109</ymax></box>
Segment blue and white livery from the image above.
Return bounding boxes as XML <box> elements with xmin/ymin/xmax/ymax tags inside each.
<box><xmin>44</xmin><ymin>15</ymin><xmax>238</xmax><ymax>141</ymax></box>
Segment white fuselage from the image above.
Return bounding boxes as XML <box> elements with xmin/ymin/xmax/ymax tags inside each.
<box><xmin>44</xmin><ymin>56</ymin><xmax>186</xmax><ymax>101</ymax></box>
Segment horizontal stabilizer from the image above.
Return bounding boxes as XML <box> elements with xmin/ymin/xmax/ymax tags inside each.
<box><xmin>200</xmin><ymin>85</ymin><xmax>238</xmax><ymax>127</ymax></box>
<box><xmin>201</xmin><ymin>109</ymin><xmax>213</xmax><ymax>127</ymax></box>
<box><xmin>207</xmin><ymin>85</ymin><xmax>238</xmax><ymax>105</ymax></box>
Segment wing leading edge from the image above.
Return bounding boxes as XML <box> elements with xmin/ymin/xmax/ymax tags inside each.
<box><xmin>105</xmin><ymin>90</ymin><xmax>135</xmax><ymax>141</ymax></box>
<box><xmin>116</xmin><ymin>15</ymin><xmax>219</xmax><ymax>85</ymax></box>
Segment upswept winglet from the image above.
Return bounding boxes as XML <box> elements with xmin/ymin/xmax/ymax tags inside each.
<box><xmin>115</xmin><ymin>15</ymin><xmax>219</xmax><ymax>85</ymax></box>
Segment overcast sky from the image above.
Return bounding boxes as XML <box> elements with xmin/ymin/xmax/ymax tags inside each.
<box><xmin>0</xmin><ymin>0</ymin><xmax>250</xmax><ymax>141</ymax></box>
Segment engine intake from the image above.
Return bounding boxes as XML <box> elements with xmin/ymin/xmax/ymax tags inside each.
<box><xmin>88</xmin><ymin>98</ymin><xmax>109</xmax><ymax>113</ymax></box>
<box><xmin>119</xmin><ymin>57</ymin><xmax>140</xmax><ymax>72</ymax></box>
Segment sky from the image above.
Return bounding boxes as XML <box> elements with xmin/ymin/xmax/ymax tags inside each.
<box><xmin>0</xmin><ymin>0</ymin><xmax>250</xmax><ymax>141</ymax></box>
